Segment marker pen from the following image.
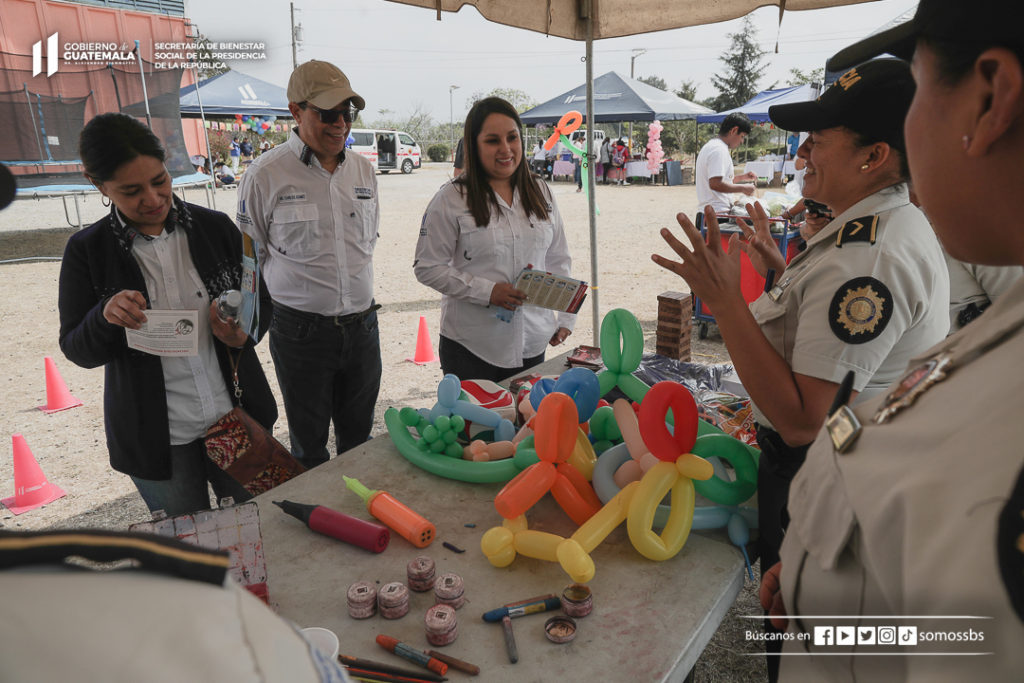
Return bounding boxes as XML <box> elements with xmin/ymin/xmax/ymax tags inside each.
<box><xmin>482</xmin><ymin>596</ymin><xmax>562</xmax><ymax>622</ymax></box>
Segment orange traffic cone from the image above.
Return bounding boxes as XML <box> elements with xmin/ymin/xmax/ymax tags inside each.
<box><xmin>38</xmin><ymin>356</ymin><xmax>83</xmax><ymax>414</ymax></box>
<box><xmin>2</xmin><ymin>434</ymin><xmax>66</xmax><ymax>515</ymax></box>
<box><xmin>406</xmin><ymin>316</ymin><xmax>439</xmax><ymax>365</ymax></box>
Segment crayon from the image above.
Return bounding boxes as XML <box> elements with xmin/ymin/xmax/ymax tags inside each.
<box><xmin>376</xmin><ymin>634</ymin><xmax>447</xmax><ymax>676</ymax></box>
<box><xmin>345</xmin><ymin>667</ymin><xmax>445</xmax><ymax>683</ymax></box>
<box><xmin>424</xmin><ymin>650</ymin><xmax>480</xmax><ymax>676</ymax></box>
<box><xmin>501</xmin><ymin>615</ymin><xmax>518</xmax><ymax>664</ymax></box>
<box><xmin>337</xmin><ymin>655</ymin><xmax>446</xmax><ymax>682</ymax></box>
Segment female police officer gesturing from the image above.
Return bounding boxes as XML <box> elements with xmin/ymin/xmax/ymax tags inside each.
<box><xmin>759</xmin><ymin>1</ymin><xmax>1024</xmax><ymax>679</ymax></box>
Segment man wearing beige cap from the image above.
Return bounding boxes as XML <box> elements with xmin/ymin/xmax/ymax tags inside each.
<box><xmin>237</xmin><ymin>59</ymin><xmax>381</xmax><ymax>469</ymax></box>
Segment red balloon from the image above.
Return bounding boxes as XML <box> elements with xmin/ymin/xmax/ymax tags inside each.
<box><xmin>638</xmin><ymin>382</ymin><xmax>698</xmax><ymax>462</ymax></box>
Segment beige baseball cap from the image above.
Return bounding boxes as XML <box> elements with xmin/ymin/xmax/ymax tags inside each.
<box><xmin>287</xmin><ymin>60</ymin><xmax>365</xmax><ymax>111</ymax></box>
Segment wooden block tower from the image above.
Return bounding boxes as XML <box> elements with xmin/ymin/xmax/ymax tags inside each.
<box><xmin>656</xmin><ymin>291</ymin><xmax>693</xmax><ymax>361</ymax></box>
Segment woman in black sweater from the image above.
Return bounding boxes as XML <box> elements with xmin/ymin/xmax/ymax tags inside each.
<box><xmin>59</xmin><ymin>113</ymin><xmax>276</xmax><ymax>516</ymax></box>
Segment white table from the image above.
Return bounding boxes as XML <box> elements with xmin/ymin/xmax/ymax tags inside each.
<box><xmin>743</xmin><ymin>160</ymin><xmax>783</xmax><ymax>180</ymax></box>
<box><xmin>782</xmin><ymin>160</ymin><xmax>798</xmax><ymax>178</ymax></box>
<box><xmin>253</xmin><ymin>359</ymin><xmax>747</xmax><ymax>682</ymax></box>
<box><xmin>624</xmin><ymin>160</ymin><xmax>653</xmax><ymax>178</ymax></box>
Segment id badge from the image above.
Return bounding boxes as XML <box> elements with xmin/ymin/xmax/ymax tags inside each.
<box><xmin>825</xmin><ymin>404</ymin><xmax>862</xmax><ymax>453</ymax></box>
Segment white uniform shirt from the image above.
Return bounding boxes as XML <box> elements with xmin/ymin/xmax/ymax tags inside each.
<box><xmin>943</xmin><ymin>253</ymin><xmax>1023</xmax><ymax>332</ymax></box>
<box><xmin>236</xmin><ymin>130</ymin><xmax>378</xmax><ymax>316</ymax></box>
<box><xmin>779</xmin><ymin>275</ymin><xmax>1024</xmax><ymax>682</ymax></box>
<box><xmin>695</xmin><ymin>137</ymin><xmax>736</xmax><ymax>215</ymax></box>
<box><xmin>414</xmin><ymin>180</ymin><xmax>575</xmax><ymax>368</ymax></box>
<box><xmin>129</xmin><ymin>225</ymin><xmax>233</xmax><ymax>444</ymax></box>
<box><xmin>747</xmin><ymin>185</ymin><xmax>949</xmax><ymax>428</ymax></box>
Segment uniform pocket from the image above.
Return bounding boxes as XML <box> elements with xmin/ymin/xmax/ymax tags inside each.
<box><xmin>270</xmin><ymin>204</ymin><xmax>320</xmax><ymax>258</ymax></box>
<box><xmin>270</xmin><ymin>307</ymin><xmax>315</xmax><ymax>342</ymax></box>
<box><xmin>456</xmin><ymin>214</ymin><xmax>494</xmax><ymax>263</ymax></box>
<box><xmin>351</xmin><ymin>201</ymin><xmax>377</xmax><ymax>255</ymax></box>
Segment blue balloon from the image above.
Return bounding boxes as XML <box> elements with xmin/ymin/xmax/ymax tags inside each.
<box><xmin>528</xmin><ymin>377</ymin><xmax>558</xmax><ymax>410</ymax></box>
<box><xmin>552</xmin><ymin>367</ymin><xmax>601</xmax><ymax>422</ymax></box>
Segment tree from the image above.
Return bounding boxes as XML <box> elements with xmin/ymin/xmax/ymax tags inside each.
<box><xmin>708</xmin><ymin>16</ymin><xmax>769</xmax><ymax>112</ymax></box>
<box><xmin>675</xmin><ymin>79</ymin><xmax>698</xmax><ymax>102</ymax></box>
<box><xmin>637</xmin><ymin>75</ymin><xmax>667</xmax><ymax>91</ymax></box>
<box><xmin>787</xmin><ymin>67</ymin><xmax>824</xmax><ymax>86</ymax></box>
<box><xmin>194</xmin><ymin>34</ymin><xmax>229</xmax><ymax>81</ymax></box>
<box><xmin>368</xmin><ymin>103</ymin><xmax>435</xmax><ymax>143</ymax></box>
<box><xmin>467</xmin><ymin>87</ymin><xmax>537</xmax><ymax>113</ymax></box>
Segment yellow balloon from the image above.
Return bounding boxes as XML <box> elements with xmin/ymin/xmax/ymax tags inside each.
<box><xmin>481</xmin><ymin>526</ymin><xmax>516</xmax><ymax>567</ymax></box>
<box><xmin>571</xmin><ymin>481</ymin><xmax>636</xmax><ymax>552</ymax></box>
<box><xmin>627</xmin><ymin>461</ymin><xmax>695</xmax><ymax>561</ymax></box>
<box><xmin>513</xmin><ymin>529</ymin><xmax>565</xmax><ymax>561</ymax></box>
<box><xmin>503</xmin><ymin>515</ymin><xmax>529</xmax><ymax>533</ymax></box>
<box><xmin>556</xmin><ymin>538</ymin><xmax>595</xmax><ymax>583</ymax></box>
<box><xmin>568</xmin><ymin>428</ymin><xmax>597</xmax><ymax>480</ymax></box>
<box><xmin>676</xmin><ymin>452</ymin><xmax>714</xmax><ymax>480</ymax></box>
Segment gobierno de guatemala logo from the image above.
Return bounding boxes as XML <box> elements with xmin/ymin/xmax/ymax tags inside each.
<box><xmin>32</xmin><ymin>32</ymin><xmax>136</xmax><ymax>77</ymax></box>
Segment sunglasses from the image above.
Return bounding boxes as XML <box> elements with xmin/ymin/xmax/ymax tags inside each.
<box><xmin>301</xmin><ymin>102</ymin><xmax>358</xmax><ymax>125</ymax></box>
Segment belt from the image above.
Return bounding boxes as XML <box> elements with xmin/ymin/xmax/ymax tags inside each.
<box><xmin>273</xmin><ymin>301</ymin><xmax>381</xmax><ymax>327</ymax></box>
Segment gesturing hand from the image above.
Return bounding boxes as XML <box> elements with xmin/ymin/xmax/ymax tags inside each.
<box><xmin>735</xmin><ymin>202</ymin><xmax>786</xmax><ymax>278</ymax></box>
<box><xmin>103</xmin><ymin>290</ymin><xmax>148</xmax><ymax>329</ymax></box>
<box><xmin>651</xmin><ymin>206</ymin><xmax>746</xmax><ymax>312</ymax></box>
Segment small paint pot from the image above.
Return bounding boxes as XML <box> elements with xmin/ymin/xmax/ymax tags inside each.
<box><xmin>346</xmin><ymin>580</ymin><xmax>377</xmax><ymax>619</ymax></box>
<box><xmin>424</xmin><ymin>603</ymin><xmax>459</xmax><ymax>646</ymax></box>
<box><xmin>544</xmin><ymin>615</ymin><xmax>578</xmax><ymax>643</ymax></box>
<box><xmin>407</xmin><ymin>555</ymin><xmax>436</xmax><ymax>592</ymax></box>
<box><xmin>560</xmin><ymin>583</ymin><xmax>593</xmax><ymax>618</ymax></box>
<box><xmin>378</xmin><ymin>581</ymin><xmax>411</xmax><ymax>619</ymax></box>
<box><xmin>433</xmin><ymin>572</ymin><xmax>466</xmax><ymax>609</ymax></box>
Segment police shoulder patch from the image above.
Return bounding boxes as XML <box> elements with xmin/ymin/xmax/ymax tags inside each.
<box><xmin>835</xmin><ymin>215</ymin><xmax>879</xmax><ymax>247</ymax></box>
<box><xmin>828</xmin><ymin>276</ymin><xmax>893</xmax><ymax>344</ymax></box>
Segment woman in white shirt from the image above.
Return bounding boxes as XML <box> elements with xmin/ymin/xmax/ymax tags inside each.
<box><xmin>414</xmin><ymin>97</ymin><xmax>575</xmax><ymax>383</ymax></box>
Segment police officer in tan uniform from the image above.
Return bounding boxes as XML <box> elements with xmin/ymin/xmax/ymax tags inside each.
<box><xmin>763</xmin><ymin>1</ymin><xmax>1024</xmax><ymax>679</ymax></box>
<box><xmin>654</xmin><ymin>58</ymin><xmax>949</xmax><ymax>681</ymax></box>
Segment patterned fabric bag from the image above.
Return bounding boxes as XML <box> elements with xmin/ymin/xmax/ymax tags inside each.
<box><xmin>204</xmin><ymin>407</ymin><xmax>305</xmax><ymax>495</ymax></box>
<box><xmin>203</xmin><ymin>351</ymin><xmax>304</xmax><ymax>495</ymax></box>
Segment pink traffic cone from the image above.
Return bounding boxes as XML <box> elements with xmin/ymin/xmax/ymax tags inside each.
<box><xmin>38</xmin><ymin>356</ymin><xmax>83</xmax><ymax>414</ymax></box>
<box><xmin>406</xmin><ymin>316</ymin><xmax>439</xmax><ymax>365</ymax></box>
<box><xmin>2</xmin><ymin>434</ymin><xmax>66</xmax><ymax>515</ymax></box>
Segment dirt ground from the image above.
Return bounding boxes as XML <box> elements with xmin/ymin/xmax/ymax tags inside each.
<box><xmin>0</xmin><ymin>163</ymin><xmax>766</xmax><ymax>681</ymax></box>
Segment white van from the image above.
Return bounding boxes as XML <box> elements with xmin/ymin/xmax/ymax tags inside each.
<box><xmin>349</xmin><ymin>128</ymin><xmax>422</xmax><ymax>174</ymax></box>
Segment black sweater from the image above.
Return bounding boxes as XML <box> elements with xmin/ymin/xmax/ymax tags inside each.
<box><xmin>58</xmin><ymin>198</ymin><xmax>277</xmax><ymax>479</ymax></box>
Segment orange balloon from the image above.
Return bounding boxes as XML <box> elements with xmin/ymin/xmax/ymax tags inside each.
<box><xmin>551</xmin><ymin>463</ymin><xmax>602</xmax><ymax>525</ymax></box>
<box><xmin>534</xmin><ymin>393</ymin><xmax>578</xmax><ymax>464</ymax></box>
<box><xmin>494</xmin><ymin>461</ymin><xmax>557</xmax><ymax>519</ymax></box>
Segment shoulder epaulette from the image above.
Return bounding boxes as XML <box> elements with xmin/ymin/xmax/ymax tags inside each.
<box><xmin>835</xmin><ymin>215</ymin><xmax>879</xmax><ymax>247</ymax></box>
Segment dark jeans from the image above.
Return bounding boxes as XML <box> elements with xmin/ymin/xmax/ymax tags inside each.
<box><xmin>130</xmin><ymin>439</ymin><xmax>252</xmax><ymax>517</ymax></box>
<box><xmin>573</xmin><ymin>158</ymin><xmax>582</xmax><ymax>188</ymax></box>
<box><xmin>439</xmin><ymin>335</ymin><xmax>544</xmax><ymax>384</ymax></box>
<box><xmin>755</xmin><ymin>424</ymin><xmax>811</xmax><ymax>683</ymax></box>
<box><xmin>269</xmin><ymin>302</ymin><xmax>382</xmax><ymax>469</ymax></box>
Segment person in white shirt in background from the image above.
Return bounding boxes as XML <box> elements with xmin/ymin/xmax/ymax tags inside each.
<box><xmin>414</xmin><ymin>97</ymin><xmax>574</xmax><ymax>383</ymax></box>
<box><xmin>695</xmin><ymin>112</ymin><xmax>758</xmax><ymax>218</ymax></box>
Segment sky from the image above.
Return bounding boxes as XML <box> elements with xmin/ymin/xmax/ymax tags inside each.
<box><xmin>184</xmin><ymin>0</ymin><xmax>918</xmax><ymax>125</ymax></box>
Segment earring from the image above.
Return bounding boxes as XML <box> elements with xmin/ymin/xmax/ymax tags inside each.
<box><xmin>962</xmin><ymin>134</ymin><xmax>971</xmax><ymax>150</ymax></box>
<box><xmin>860</xmin><ymin>163</ymin><xmax>870</xmax><ymax>171</ymax></box>
<box><xmin>101</xmin><ymin>195</ymin><xmax>111</xmax><ymax>207</ymax></box>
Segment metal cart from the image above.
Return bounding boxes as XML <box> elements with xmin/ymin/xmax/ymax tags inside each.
<box><xmin>692</xmin><ymin>212</ymin><xmax>803</xmax><ymax>339</ymax></box>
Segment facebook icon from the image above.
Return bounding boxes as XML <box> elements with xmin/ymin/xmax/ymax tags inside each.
<box><xmin>814</xmin><ymin>626</ymin><xmax>834</xmax><ymax>646</ymax></box>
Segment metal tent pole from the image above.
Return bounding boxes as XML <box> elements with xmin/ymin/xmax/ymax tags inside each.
<box><xmin>584</xmin><ymin>1</ymin><xmax>599</xmax><ymax>344</ymax></box>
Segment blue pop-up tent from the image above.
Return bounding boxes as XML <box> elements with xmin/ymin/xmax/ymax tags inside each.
<box><xmin>179</xmin><ymin>70</ymin><xmax>290</xmax><ymax>117</ymax></box>
<box><xmin>520</xmin><ymin>71</ymin><xmax>712</xmax><ymax>125</ymax></box>
<box><xmin>696</xmin><ymin>83</ymin><xmax>819</xmax><ymax>124</ymax></box>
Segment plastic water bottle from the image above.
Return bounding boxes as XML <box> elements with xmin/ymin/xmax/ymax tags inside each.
<box><xmin>215</xmin><ymin>289</ymin><xmax>242</xmax><ymax>323</ymax></box>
